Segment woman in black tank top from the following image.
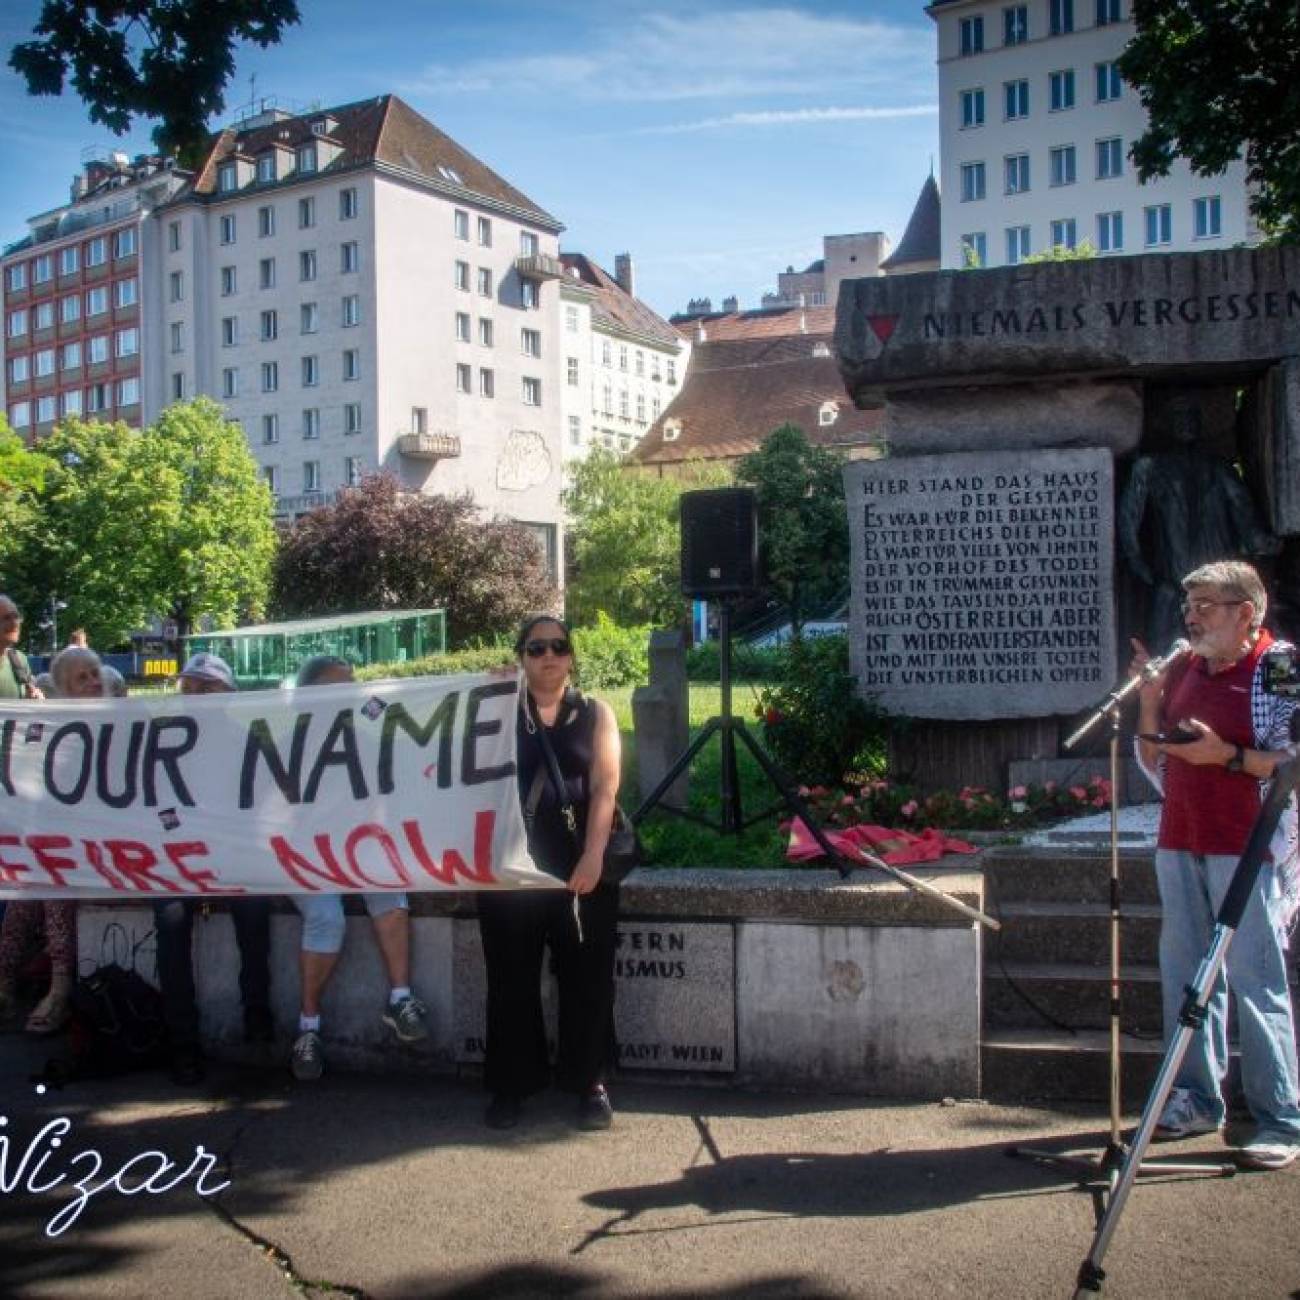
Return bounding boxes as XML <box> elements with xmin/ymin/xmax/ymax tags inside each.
<box><xmin>477</xmin><ymin>615</ymin><xmax>623</xmax><ymax>1131</ymax></box>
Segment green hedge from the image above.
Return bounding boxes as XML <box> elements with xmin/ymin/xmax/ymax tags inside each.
<box><xmin>685</xmin><ymin>639</ymin><xmax>788</xmax><ymax>682</ymax></box>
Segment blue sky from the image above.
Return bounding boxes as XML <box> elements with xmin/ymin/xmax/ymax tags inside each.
<box><xmin>0</xmin><ymin>0</ymin><xmax>939</xmax><ymax>318</ymax></box>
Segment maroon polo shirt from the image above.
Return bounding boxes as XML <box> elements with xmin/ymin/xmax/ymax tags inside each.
<box><xmin>1157</xmin><ymin>631</ymin><xmax>1272</xmax><ymax>856</ymax></box>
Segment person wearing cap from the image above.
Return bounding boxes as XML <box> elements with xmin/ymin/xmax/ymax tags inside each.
<box><xmin>153</xmin><ymin>651</ymin><xmax>274</xmax><ymax>1084</ymax></box>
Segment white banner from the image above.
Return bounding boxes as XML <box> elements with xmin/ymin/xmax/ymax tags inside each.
<box><xmin>0</xmin><ymin>672</ymin><xmax>561</xmax><ymax>900</ymax></box>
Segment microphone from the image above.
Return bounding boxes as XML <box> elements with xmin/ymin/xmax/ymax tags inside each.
<box><xmin>1142</xmin><ymin>638</ymin><xmax>1191</xmax><ymax>680</ymax></box>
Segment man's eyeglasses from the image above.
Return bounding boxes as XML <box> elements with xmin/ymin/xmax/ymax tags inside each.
<box><xmin>1181</xmin><ymin>598</ymin><xmax>1244</xmax><ymax>617</ymax></box>
<box><xmin>524</xmin><ymin>638</ymin><xmax>572</xmax><ymax>658</ymax></box>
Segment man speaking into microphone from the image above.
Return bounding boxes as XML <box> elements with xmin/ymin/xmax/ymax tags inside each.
<box><xmin>1132</xmin><ymin>560</ymin><xmax>1300</xmax><ymax>1170</ymax></box>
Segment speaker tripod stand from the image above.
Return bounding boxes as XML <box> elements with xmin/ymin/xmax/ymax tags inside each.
<box><xmin>631</xmin><ymin>603</ymin><xmax>999</xmax><ymax>931</ymax></box>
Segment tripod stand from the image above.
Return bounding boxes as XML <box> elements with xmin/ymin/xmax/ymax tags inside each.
<box><xmin>1009</xmin><ymin>659</ymin><xmax>1234</xmax><ymax>1185</ymax></box>
<box><xmin>1072</xmin><ymin>738</ymin><xmax>1300</xmax><ymax>1296</ymax></box>
<box><xmin>631</xmin><ymin>603</ymin><xmax>999</xmax><ymax>931</ymax></box>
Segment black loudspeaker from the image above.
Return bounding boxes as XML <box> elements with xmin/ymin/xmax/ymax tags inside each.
<box><xmin>680</xmin><ymin>488</ymin><xmax>759</xmax><ymax>597</ymax></box>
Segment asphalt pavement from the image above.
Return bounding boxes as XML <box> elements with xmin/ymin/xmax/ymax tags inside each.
<box><xmin>1</xmin><ymin>1032</ymin><xmax>1297</xmax><ymax>1300</ymax></box>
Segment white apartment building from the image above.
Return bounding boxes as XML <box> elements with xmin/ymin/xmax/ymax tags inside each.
<box><xmin>929</xmin><ymin>0</ymin><xmax>1252</xmax><ymax>270</ymax></box>
<box><xmin>558</xmin><ymin>252</ymin><xmax>687</xmax><ymax>462</ymax></box>
<box><xmin>146</xmin><ymin>94</ymin><xmax>567</xmax><ymax>572</ymax></box>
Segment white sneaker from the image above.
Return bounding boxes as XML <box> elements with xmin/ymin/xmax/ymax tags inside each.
<box><xmin>1153</xmin><ymin>1087</ymin><xmax>1222</xmax><ymax>1140</ymax></box>
<box><xmin>1237</xmin><ymin>1131</ymin><xmax>1300</xmax><ymax>1170</ymax></box>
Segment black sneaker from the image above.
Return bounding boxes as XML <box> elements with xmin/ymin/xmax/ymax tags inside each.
<box><xmin>169</xmin><ymin>1047</ymin><xmax>206</xmax><ymax>1086</ymax></box>
<box><xmin>244</xmin><ymin>1005</ymin><xmax>274</xmax><ymax>1043</ymax></box>
<box><xmin>484</xmin><ymin>1095</ymin><xmax>521</xmax><ymax>1130</ymax></box>
<box><xmin>578</xmin><ymin>1084</ymin><xmax>614</xmax><ymax>1131</ymax></box>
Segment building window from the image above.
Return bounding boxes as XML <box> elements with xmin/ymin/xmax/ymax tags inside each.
<box><xmin>296</xmin><ymin>145</ymin><xmax>317</xmax><ymax>175</ymax></box>
<box><xmin>114</xmin><ymin>228</ymin><xmax>136</xmax><ymax>258</ymax></box>
<box><xmin>171</xmin><ymin>372</ymin><xmax>184</xmax><ymax>401</ymax></box>
<box><xmin>1096</xmin><ymin>136</ymin><xmax>1123</xmax><ymax>179</ymax></box>
<box><xmin>303</xmin><ymin>460</ymin><xmax>321</xmax><ymax>492</ymax></box>
<box><xmin>1050</xmin><ymin>144</ymin><xmax>1077</xmax><ymax>186</ymax></box>
<box><xmin>342</xmin><ymin>294</ymin><xmax>360</xmax><ymax>327</ymax></box>
<box><xmin>116</xmin><ymin>377</ymin><xmax>139</xmax><ymax>407</ymax></box>
<box><xmin>1096</xmin><ymin>61</ymin><xmax>1122</xmax><ymax>101</ymax></box>
<box><xmin>960</xmin><ymin>232</ymin><xmax>988</xmax><ymax>266</ymax></box>
<box><xmin>521</xmin><ymin>231</ymin><xmax>540</xmax><ymax>257</ymax></box>
<box><xmin>619</xmin><ymin>345</ymin><xmax>629</xmax><ymax>371</ymax></box>
<box><xmin>960</xmin><ymin>161</ymin><xmax>987</xmax><ymax>202</ymax></box>
<box><xmin>475</xmin><ymin>317</ymin><xmax>492</xmax><ymax>348</ymax></box>
<box><xmin>454</xmin><ymin>209</ymin><xmax>469</xmax><ymax>240</ymax></box>
<box><xmin>86</xmin><ymin>383</ymin><xmax>109</xmax><ymax>413</ymax></box>
<box><xmin>169</xmin><ymin>270</ymin><xmax>184</xmax><ymax>302</ymax></box>
<box><xmin>301</xmin><ymin>302</ymin><xmax>319</xmax><ymax>334</ymax></box>
<box><xmin>345</xmin><ymin>402</ymin><xmax>362</xmax><ymax>434</ymax></box>
<box><xmin>1004</xmin><ymin>79</ymin><xmax>1029</xmax><ymax>120</ymax></box>
<box><xmin>522</xmin><ymin>376</ymin><xmax>541</xmax><ymax>406</ymax></box>
<box><xmin>341</xmin><ymin>242</ymin><xmax>359</xmax><ymax>273</ymax></box>
<box><xmin>263</xmin><ymin>414</ymin><xmax>279</xmax><ymax>444</ymax></box>
<box><xmin>168</xmin><ymin>222</ymin><xmax>182</xmax><ymax>252</ymax></box>
<box><xmin>637</xmin><ymin>393</ymin><xmax>646</xmax><ymax>423</ymax></box>
<box><xmin>5</xmin><ymin>263</ymin><xmax>25</xmax><ymax>291</ymax></box>
<box><xmin>298</xmin><ymin>196</ymin><xmax>315</xmax><ymax>230</ymax></box>
<box><xmin>221</xmin><ymin>316</ymin><xmax>238</xmax><ymax>347</ymax></box>
<box><xmin>61</xmin><ymin>341</ymin><xmax>81</xmax><ymax>370</ymax></box>
<box><xmin>340</xmin><ymin>187</ymin><xmax>358</xmax><ymax>220</ymax></box>
<box><xmin>960</xmin><ymin>88</ymin><xmax>985</xmax><ymax>128</ymax></box>
<box><xmin>479</xmin><ymin>367</ymin><xmax>494</xmax><ymax>398</ymax></box>
<box><xmin>170</xmin><ymin>321</ymin><xmax>183</xmax><ymax>353</ymax></box>
<box><xmin>86</xmin><ymin>237</ymin><xmax>107</xmax><ymax>268</ymax></box>
<box><xmin>261</xmin><ymin>309</ymin><xmax>278</xmax><ymax>341</ymax></box>
<box><xmin>115</xmin><ymin>327</ymin><xmax>139</xmax><ymax>358</ymax></box>
<box><xmin>8</xmin><ymin>356</ymin><xmax>27</xmax><ymax>384</ymax></box>
<box><xmin>565</xmin><ymin>305</ymin><xmax>579</xmax><ymax>332</ymax></box>
<box><xmin>410</xmin><ymin>406</ymin><xmax>426</xmax><ymax>434</ymax></box>
<box><xmin>218</xmin><ymin>162</ymin><xmax>237</xmax><ymax>193</ymax></box>
<box><xmin>59</xmin><ymin>246</ymin><xmax>78</xmax><ymax>275</ymax></box>
<box><xmin>60</xmin><ymin>294</ymin><xmax>80</xmax><ymax>324</ymax></box>
<box><xmin>221</xmin><ymin>266</ymin><xmax>237</xmax><ymax>296</ymax></box>
<box><xmin>301</xmin><ymin>355</ymin><xmax>319</xmax><ymax>387</ymax></box>
<box><xmin>302</xmin><ymin>408</ymin><xmax>320</xmax><ymax>439</ymax></box>
<box><xmin>258</xmin><ymin>205</ymin><xmax>276</xmax><ymax>237</ymax></box>
<box><xmin>1050</xmin><ymin>0</ymin><xmax>1074</xmax><ymax>34</ymax></box>
<box><xmin>667</xmin><ymin>359</ymin><xmax>677</xmax><ymax>384</ymax></box>
<box><xmin>455</xmin><ymin>260</ymin><xmax>470</xmax><ymax>291</ymax></box>
<box><xmin>456</xmin><ymin>363</ymin><xmax>472</xmax><ymax>393</ymax></box>
<box><xmin>477</xmin><ymin>216</ymin><xmax>492</xmax><ymax>247</ymax></box>
<box><xmin>345</xmin><ymin>456</ymin><xmax>363</xmax><ymax>487</ymax></box>
<box><xmin>1096</xmin><ymin>0</ymin><xmax>1121</xmax><ymax>24</ymax></box>
<box><xmin>602</xmin><ymin>382</ymin><xmax>612</xmax><ymax>415</ymax></box>
<box><xmin>1097</xmin><ymin>210</ymin><xmax>1124</xmax><ymax>252</ymax></box>
<box><xmin>521</xmin><ymin>327</ymin><xmax>541</xmax><ymax>358</ymax></box>
<box><xmin>567</xmin><ymin>356</ymin><xmax>579</xmax><ymax>385</ymax></box>
<box><xmin>1193</xmin><ymin>195</ymin><xmax>1222</xmax><ymax>239</ymax></box>
<box><xmin>6</xmin><ymin>309</ymin><xmax>26</xmax><ymax>337</ymax></box>
<box><xmin>477</xmin><ymin>267</ymin><xmax>493</xmax><ymax>297</ymax></box>
<box><xmin>1005</xmin><ymin>225</ymin><xmax>1031</xmax><ymax>265</ymax></box>
<box><xmin>1050</xmin><ymin>218</ymin><xmax>1078</xmax><ymax>250</ymax></box>
<box><xmin>62</xmin><ymin>390</ymin><xmax>82</xmax><ymax>416</ymax></box>
<box><xmin>259</xmin><ymin>258</ymin><xmax>275</xmax><ymax>289</ymax></box>
<box><xmin>601</xmin><ymin>340</ymin><xmax>612</xmax><ymax>367</ymax></box>
<box><xmin>219</xmin><ymin>214</ymin><xmax>236</xmax><ymax>245</ymax></box>
<box><xmin>36</xmin><ymin>395</ymin><xmax>57</xmax><ymax>424</ymax></box>
<box><xmin>635</xmin><ymin>350</ymin><xmax>645</xmax><ymax>377</ymax></box>
<box><xmin>33</xmin><ymin>349</ymin><xmax>54</xmax><ymax>378</ymax></box>
<box><xmin>9</xmin><ymin>401</ymin><xmax>31</xmax><ymax>429</ymax></box>
<box><xmin>1050</xmin><ymin>69</ymin><xmax>1075</xmax><ymax>111</ymax></box>
<box><xmin>343</xmin><ymin>348</ymin><xmax>360</xmax><ymax>381</ymax></box>
<box><xmin>86</xmin><ymin>286</ymin><xmax>109</xmax><ymax>317</ymax></box>
<box><xmin>1003</xmin><ymin>5</ymin><xmax>1027</xmax><ymax>45</ymax></box>
<box><xmin>264</xmin><ymin>465</ymin><xmax>278</xmax><ymax>495</ymax></box>
<box><xmin>221</xmin><ymin>367</ymin><xmax>238</xmax><ymax>398</ymax></box>
<box><xmin>114</xmin><ymin>278</ymin><xmax>137</xmax><ymax>308</ymax></box>
<box><xmin>31</xmin><ymin>254</ymin><xmax>51</xmax><ymax>285</ymax></box>
<box><xmin>33</xmin><ymin>301</ymin><xmax>54</xmax><ymax>331</ymax></box>
<box><xmin>960</xmin><ymin>15</ymin><xmax>984</xmax><ymax>54</ymax></box>
<box><xmin>299</xmin><ymin>249</ymin><xmax>317</xmax><ymax>282</ymax></box>
<box><xmin>455</xmin><ymin>312</ymin><xmax>471</xmax><ymax>342</ymax></box>
<box><xmin>521</xmin><ymin>280</ymin><xmax>538</xmax><ymax>309</ymax></box>
<box><xmin>88</xmin><ymin>335</ymin><xmax>108</xmax><ymax>364</ymax></box>
<box><xmin>1005</xmin><ymin>153</ymin><xmax>1031</xmax><ymax>194</ymax></box>
<box><xmin>568</xmin><ymin>415</ymin><xmax>581</xmax><ymax>446</ymax></box>
<box><xmin>1145</xmin><ymin>203</ymin><xmax>1173</xmax><ymax>246</ymax></box>
<box><xmin>256</xmin><ymin>152</ymin><xmax>276</xmax><ymax>183</ymax></box>
<box><xmin>261</xmin><ymin>361</ymin><xmax>279</xmax><ymax>392</ymax></box>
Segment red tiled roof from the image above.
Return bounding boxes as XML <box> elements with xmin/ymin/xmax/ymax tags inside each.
<box><xmin>668</xmin><ymin>304</ymin><xmax>839</xmax><ymax>342</ymax></box>
<box><xmin>171</xmin><ymin>95</ymin><xmax>560</xmax><ymax>228</ymax></box>
<box><xmin>629</xmin><ymin>334</ymin><xmax>883</xmax><ymax>466</ymax></box>
<box><xmin>559</xmin><ymin>253</ymin><xmax>679</xmax><ymax>347</ymax></box>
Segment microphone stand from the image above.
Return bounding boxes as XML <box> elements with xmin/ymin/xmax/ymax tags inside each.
<box><xmin>1008</xmin><ymin>652</ymin><xmax>1234</xmax><ymax>1189</ymax></box>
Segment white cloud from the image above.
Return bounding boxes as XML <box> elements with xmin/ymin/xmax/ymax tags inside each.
<box><xmin>400</xmin><ymin>7</ymin><xmax>933</xmax><ymax>104</ymax></box>
<box><xmin>636</xmin><ymin>103</ymin><xmax>937</xmax><ymax>135</ymax></box>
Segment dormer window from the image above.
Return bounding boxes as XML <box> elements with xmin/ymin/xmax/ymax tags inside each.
<box><xmin>663</xmin><ymin>418</ymin><xmax>682</xmax><ymax>442</ymax></box>
<box><xmin>256</xmin><ymin>152</ymin><xmax>277</xmax><ymax>183</ymax></box>
<box><xmin>296</xmin><ymin>144</ymin><xmax>317</xmax><ymax>175</ymax></box>
<box><xmin>310</xmin><ymin>115</ymin><xmax>337</xmax><ymax>136</ymax></box>
<box><xmin>436</xmin><ymin>164</ymin><xmax>463</xmax><ymax>185</ymax></box>
<box><xmin>819</xmin><ymin>401</ymin><xmax>839</xmax><ymax>426</ymax></box>
<box><xmin>217</xmin><ymin>162</ymin><xmax>238</xmax><ymax>193</ymax></box>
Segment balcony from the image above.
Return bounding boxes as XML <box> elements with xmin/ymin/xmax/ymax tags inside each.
<box><xmin>397</xmin><ymin>431</ymin><xmax>461</xmax><ymax>461</ymax></box>
<box><xmin>514</xmin><ymin>253</ymin><xmax>565</xmax><ymax>282</ymax></box>
<box><xmin>275</xmin><ymin>489</ymin><xmax>336</xmax><ymax>515</ymax></box>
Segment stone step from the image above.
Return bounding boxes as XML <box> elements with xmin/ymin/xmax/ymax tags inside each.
<box><xmin>984</xmin><ymin>961</ymin><xmax>1164</xmax><ymax>1033</ymax></box>
<box><xmin>990</xmin><ymin>901</ymin><xmax>1163</xmax><ymax>966</ymax></box>
<box><xmin>982</xmin><ymin>1028</ymin><xmax>1164</xmax><ymax>1105</ymax></box>
<box><xmin>983</xmin><ymin>848</ymin><xmax>1160</xmax><ymax>907</ymax></box>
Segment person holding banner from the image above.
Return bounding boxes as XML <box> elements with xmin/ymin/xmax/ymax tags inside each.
<box><xmin>153</xmin><ymin>652</ymin><xmax>274</xmax><ymax>1085</ymax></box>
<box><xmin>478</xmin><ymin>616</ymin><xmax>622</xmax><ymax>1131</ymax></box>
<box><xmin>289</xmin><ymin>655</ymin><xmax>429</xmax><ymax>1082</ymax></box>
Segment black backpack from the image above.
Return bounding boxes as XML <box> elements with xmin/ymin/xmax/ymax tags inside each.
<box><xmin>63</xmin><ymin>963</ymin><xmax>169</xmax><ymax>1079</ymax></box>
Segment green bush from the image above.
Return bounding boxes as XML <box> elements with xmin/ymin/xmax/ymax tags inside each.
<box><xmin>753</xmin><ymin>635</ymin><xmax>886</xmax><ymax>786</ymax></box>
<box><xmin>685</xmin><ymin>639</ymin><xmax>788</xmax><ymax>682</ymax></box>
<box><xmin>572</xmin><ymin>613</ymin><xmax>650</xmax><ymax>690</ymax></box>
<box><xmin>357</xmin><ymin>645</ymin><xmax>513</xmax><ymax>681</ymax></box>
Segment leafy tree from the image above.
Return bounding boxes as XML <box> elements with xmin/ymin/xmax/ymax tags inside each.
<box><xmin>1023</xmin><ymin>239</ymin><xmax>1098</xmax><ymax>263</ymax></box>
<box><xmin>10</xmin><ymin>0</ymin><xmax>301</xmax><ymax>164</ymax></box>
<box><xmin>1119</xmin><ymin>0</ymin><xmax>1300</xmax><ymax>235</ymax></box>
<box><xmin>735</xmin><ymin>424</ymin><xmax>849</xmax><ymax>639</ymax></box>
<box><xmin>563</xmin><ymin>448</ymin><xmax>728</xmax><ymax>628</ymax></box>
<box><xmin>272</xmin><ymin>474</ymin><xmax>554</xmax><ymax>647</ymax></box>
<box><xmin>0</xmin><ymin>418</ymin><xmax>46</xmax><ymax>544</ymax></box>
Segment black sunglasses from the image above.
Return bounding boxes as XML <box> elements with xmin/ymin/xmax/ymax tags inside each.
<box><xmin>524</xmin><ymin>637</ymin><xmax>572</xmax><ymax>658</ymax></box>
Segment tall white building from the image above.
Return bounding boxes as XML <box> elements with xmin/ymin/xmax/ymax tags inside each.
<box><xmin>146</xmin><ymin>94</ymin><xmax>567</xmax><ymax>571</ymax></box>
<box><xmin>928</xmin><ymin>0</ymin><xmax>1253</xmax><ymax>270</ymax></box>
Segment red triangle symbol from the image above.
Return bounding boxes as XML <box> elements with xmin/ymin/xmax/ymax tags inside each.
<box><xmin>866</xmin><ymin>314</ymin><xmax>899</xmax><ymax>345</ymax></box>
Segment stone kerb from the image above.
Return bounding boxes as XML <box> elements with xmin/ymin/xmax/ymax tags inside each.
<box><xmin>76</xmin><ymin>864</ymin><xmax>983</xmax><ymax>1099</ymax></box>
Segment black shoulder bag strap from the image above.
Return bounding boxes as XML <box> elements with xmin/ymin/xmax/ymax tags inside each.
<box><xmin>530</xmin><ymin>692</ymin><xmax>582</xmax><ymax>845</ymax></box>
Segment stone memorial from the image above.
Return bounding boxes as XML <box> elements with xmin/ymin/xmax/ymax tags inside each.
<box><xmin>845</xmin><ymin>448</ymin><xmax>1115</xmax><ymax>720</ymax></box>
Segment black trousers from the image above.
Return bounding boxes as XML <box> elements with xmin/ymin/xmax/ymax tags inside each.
<box><xmin>153</xmin><ymin>898</ymin><xmax>272</xmax><ymax>1049</ymax></box>
<box><xmin>477</xmin><ymin>883</ymin><xmax>619</xmax><ymax>1098</ymax></box>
